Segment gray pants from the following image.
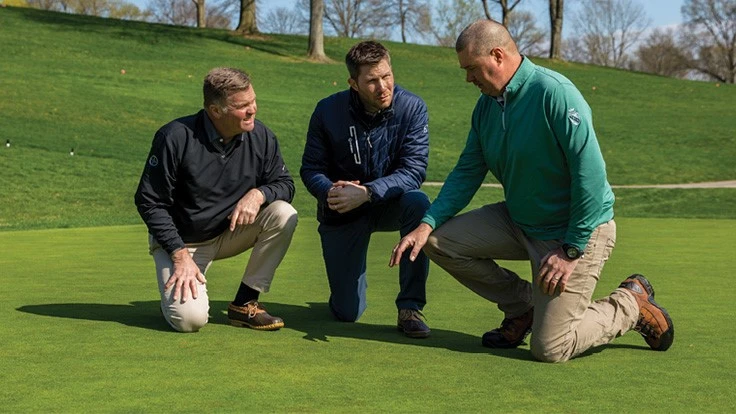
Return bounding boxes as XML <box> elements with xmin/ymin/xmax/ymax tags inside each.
<box><xmin>424</xmin><ymin>202</ymin><xmax>638</xmax><ymax>362</ymax></box>
<box><xmin>150</xmin><ymin>201</ymin><xmax>298</xmax><ymax>332</ymax></box>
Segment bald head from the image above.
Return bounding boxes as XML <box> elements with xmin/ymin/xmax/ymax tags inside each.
<box><xmin>456</xmin><ymin>19</ymin><xmax>519</xmax><ymax>57</ymax></box>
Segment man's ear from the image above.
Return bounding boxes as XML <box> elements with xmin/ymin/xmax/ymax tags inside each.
<box><xmin>491</xmin><ymin>47</ymin><xmax>505</xmax><ymax>63</ymax></box>
<box><xmin>207</xmin><ymin>104</ymin><xmax>222</xmax><ymax>119</ymax></box>
<box><xmin>348</xmin><ymin>77</ymin><xmax>358</xmax><ymax>91</ymax></box>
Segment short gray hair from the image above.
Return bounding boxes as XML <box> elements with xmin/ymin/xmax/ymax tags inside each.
<box><xmin>203</xmin><ymin>67</ymin><xmax>251</xmax><ymax>109</ymax></box>
<box><xmin>455</xmin><ymin>19</ymin><xmax>518</xmax><ymax>56</ymax></box>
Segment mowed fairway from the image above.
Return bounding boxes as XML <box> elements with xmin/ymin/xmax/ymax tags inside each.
<box><xmin>2</xmin><ymin>5</ymin><xmax>736</xmax><ymax>413</ymax></box>
<box><xmin>2</xmin><ymin>217</ymin><xmax>735</xmax><ymax>412</ymax></box>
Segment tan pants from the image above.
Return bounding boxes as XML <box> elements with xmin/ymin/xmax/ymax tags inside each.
<box><xmin>150</xmin><ymin>201</ymin><xmax>298</xmax><ymax>333</ymax></box>
<box><xmin>424</xmin><ymin>202</ymin><xmax>639</xmax><ymax>362</ymax></box>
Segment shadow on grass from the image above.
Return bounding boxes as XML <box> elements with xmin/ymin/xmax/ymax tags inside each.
<box><xmin>16</xmin><ymin>300</ymin><xmax>534</xmax><ymax>360</ymax></box>
<box><xmin>211</xmin><ymin>300</ymin><xmax>536</xmax><ymax>361</ymax></box>
<box><xmin>16</xmin><ymin>301</ymin><xmax>172</xmax><ymax>332</ymax></box>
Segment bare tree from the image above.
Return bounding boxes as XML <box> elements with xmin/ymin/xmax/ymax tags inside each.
<box><xmin>571</xmin><ymin>0</ymin><xmax>651</xmax><ymax>68</ymax></box>
<box><xmin>236</xmin><ymin>0</ymin><xmax>258</xmax><ymax>34</ymax></box>
<box><xmin>391</xmin><ymin>0</ymin><xmax>431</xmax><ymax>43</ymax></box>
<box><xmin>262</xmin><ymin>6</ymin><xmax>306</xmax><ymax>34</ymax></box>
<box><xmin>27</xmin><ymin>0</ymin><xmax>148</xmax><ymax>19</ymax></box>
<box><xmin>322</xmin><ymin>0</ymin><xmax>392</xmax><ymax>38</ymax></box>
<box><xmin>147</xmin><ymin>0</ymin><xmax>195</xmax><ymax>26</ymax></box>
<box><xmin>507</xmin><ymin>9</ymin><xmax>546</xmax><ymax>56</ymax></box>
<box><xmin>26</xmin><ymin>0</ymin><xmax>63</xmax><ymax>11</ymax></box>
<box><xmin>481</xmin><ymin>0</ymin><xmax>524</xmax><ymax>27</ymax></box>
<box><xmin>633</xmin><ymin>28</ymin><xmax>691</xmax><ymax>78</ymax></box>
<box><xmin>681</xmin><ymin>0</ymin><xmax>736</xmax><ymax>83</ymax></box>
<box><xmin>206</xmin><ymin>0</ymin><xmax>235</xmax><ymax>29</ymax></box>
<box><xmin>308</xmin><ymin>0</ymin><xmax>330</xmax><ymax>61</ymax></box>
<box><xmin>548</xmin><ymin>0</ymin><xmax>564</xmax><ymax>59</ymax></box>
<box><xmin>430</xmin><ymin>0</ymin><xmax>483</xmax><ymax>46</ymax></box>
<box><xmin>146</xmin><ymin>0</ymin><xmax>232</xmax><ymax>27</ymax></box>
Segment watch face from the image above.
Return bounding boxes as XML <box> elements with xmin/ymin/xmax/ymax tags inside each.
<box><xmin>565</xmin><ymin>246</ymin><xmax>580</xmax><ymax>259</ymax></box>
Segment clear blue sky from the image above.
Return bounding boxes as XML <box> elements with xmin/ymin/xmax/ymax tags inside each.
<box><xmin>258</xmin><ymin>0</ymin><xmax>685</xmax><ymax>29</ymax></box>
<box><xmin>257</xmin><ymin>0</ymin><xmax>685</xmax><ymax>41</ymax></box>
<box><xmin>130</xmin><ymin>0</ymin><xmax>685</xmax><ymax>35</ymax></box>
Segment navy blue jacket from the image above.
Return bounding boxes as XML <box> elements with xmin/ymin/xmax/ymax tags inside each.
<box><xmin>301</xmin><ymin>85</ymin><xmax>429</xmax><ymax>225</ymax></box>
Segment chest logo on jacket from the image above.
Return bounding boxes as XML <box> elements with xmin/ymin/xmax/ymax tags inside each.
<box><xmin>348</xmin><ymin>125</ymin><xmax>361</xmax><ymax>164</ymax></box>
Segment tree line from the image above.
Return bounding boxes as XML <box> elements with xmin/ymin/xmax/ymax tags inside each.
<box><xmin>14</xmin><ymin>0</ymin><xmax>736</xmax><ymax>83</ymax></box>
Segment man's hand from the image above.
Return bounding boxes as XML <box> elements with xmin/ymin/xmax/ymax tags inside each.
<box><xmin>228</xmin><ymin>188</ymin><xmax>265</xmax><ymax>231</ymax></box>
<box><xmin>537</xmin><ymin>247</ymin><xmax>579</xmax><ymax>295</ymax></box>
<box><xmin>165</xmin><ymin>248</ymin><xmax>207</xmax><ymax>303</ymax></box>
<box><xmin>389</xmin><ymin>223</ymin><xmax>433</xmax><ymax>267</ymax></box>
<box><xmin>327</xmin><ymin>180</ymin><xmax>369</xmax><ymax>214</ymax></box>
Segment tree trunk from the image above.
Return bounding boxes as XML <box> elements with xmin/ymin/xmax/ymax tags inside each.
<box><xmin>399</xmin><ymin>0</ymin><xmax>409</xmax><ymax>43</ymax></box>
<box><xmin>192</xmin><ymin>0</ymin><xmax>205</xmax><ymax>28</ymax></box>
<box><xmin>548</xmin><ymin>0</ymin><xmax>564</xmax><ymax>59</ymax></box>
<box><xmin>236</xmin><ymin>0</ymin><xmax>258</xmax><ymax>34</ymax></box>
<box><xmin>308</xmin><ymin>0</ymin><xmax>329</xmax><ymax>62</ymax></box>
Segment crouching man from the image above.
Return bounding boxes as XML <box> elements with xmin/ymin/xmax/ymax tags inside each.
<box><xmin>135</xmin><ymin>67</ymin><xmax>297</xmax><ymax>332</ymax></box>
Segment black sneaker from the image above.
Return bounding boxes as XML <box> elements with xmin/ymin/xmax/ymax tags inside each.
<box><xmin>482</xmin><ymin>308</ymin><xmax>533</xmax><ymax>348</ymax></box>
<box><xmin>397</xmin><ymin>309</ymin><xmax>431</xmax><ymax>338</ymax></box>
<box><xmin>228</xmin><ymin>300</ymin><xmax>284</xmax><ymax>331</ymax></box>
<box><xmin>619</xmin><ymin>274</ymin><xmax>674</xmax><ymax>351</ymax></box>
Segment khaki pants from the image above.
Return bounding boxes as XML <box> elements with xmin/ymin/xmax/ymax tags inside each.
<box><xmin>150</xmin><ymin>201</ymin><xmax>298</xmax><ymax>332</ymax></box>
<box><xmin>424</xmin><ymin>202</ymin><xmax>639</xmax><ymax>362</ymax></box>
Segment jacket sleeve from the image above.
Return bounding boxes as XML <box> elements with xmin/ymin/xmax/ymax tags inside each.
<box><xmin>365</xmin><ymin>99</ymin><xmax>429</xmax><ymax>202</ymax></box>
<box><xmin>300</xmin><ymin>107</ymin><xmax>335</xmax><ymax>203</ymax></box>
<box><xmin>548</xmin><ymin>83</ymin><xmax>611</xmax><ymax>249</ymax></box>
<box><xmin>258</xmin><ymin>129</ymin><xmax>295</xmax><ymax>204</ymax></box>
<box><xmin>133</xmin><ymin>130</ymin><xmax>185</xmax><ymax>255</ymax></box>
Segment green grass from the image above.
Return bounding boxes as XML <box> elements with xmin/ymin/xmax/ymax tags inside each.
<box><xmin>2</xmin><ymin>218</ymin><xmax>735</xmax><ymax>412</ymax></box>
<box><xmin>1</xmin><ymin>6</ymin><xmax>735</xmax><ymax>232</ymax></box>
<box><xmin>1</xmin><ymin>6</ymin><xmax>736</xmax><ymax>412</ymax></box>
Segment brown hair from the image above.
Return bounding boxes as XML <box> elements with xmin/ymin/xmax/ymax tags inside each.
<box><xmin>345</xmin><ymin>41</ymin><xmax>391</xmax><ymax>79</ymax></box>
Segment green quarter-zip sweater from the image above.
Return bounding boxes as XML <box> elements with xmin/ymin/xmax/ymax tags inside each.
<box><xmin>423</xmin><ymin>57</ymin><xmax>614</xmax><ymax>249</ymax></box>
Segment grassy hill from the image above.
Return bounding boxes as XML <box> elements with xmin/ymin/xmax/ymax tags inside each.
<box><xmin>1</xmin><ymin>6</ymin><xmax>735</xmax><ymax>231</ymax></box>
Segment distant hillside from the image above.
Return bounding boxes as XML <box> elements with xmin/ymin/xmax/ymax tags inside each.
<box><xmin>1</xmin><ymin>6</ymin><xmax>734</xmax><ymax>230</ymax></box>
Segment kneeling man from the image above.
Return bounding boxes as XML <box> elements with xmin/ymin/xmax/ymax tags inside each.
<box><xmin>135</xmin><ymin>67</ymin><xmax>297</xmax><ymax>333</ymax></box>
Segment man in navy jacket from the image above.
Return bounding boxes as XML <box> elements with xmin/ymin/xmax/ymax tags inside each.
<box><xmin>301</xmin><ymin>41</ymin><xmax>431</xmax><ymax>338</ymax></box>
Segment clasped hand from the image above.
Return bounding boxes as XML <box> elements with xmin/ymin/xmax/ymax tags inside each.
<box><xmin>327</xmin><ymin>180</ymin><xmax>369</xmax><ymax>213</ymax></box>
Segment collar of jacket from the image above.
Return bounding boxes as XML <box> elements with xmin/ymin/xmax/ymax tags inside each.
<box><xmin>348</xmin><ymin>87</ymin><xmax>395</xmax><ymax>128</ymax></box>
<box><xmin>502</xmin><ymin>56</ymin><xmax>535</xmax><ymax>101</ymax></box>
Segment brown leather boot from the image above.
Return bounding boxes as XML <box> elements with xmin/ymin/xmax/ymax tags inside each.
<box><xmin>619</xmin><ymin>274</ymin><xmax>674</xmax><ymax>351</ymax></box>
<box><xmin>482</xmin><ymin>308</ymin><xmax>533</xmax><ymax>349</ymax></box>
<box><xmin>228</xmin><ymin>300</ymin><xmax>284</xmax><ymax>331</ymax></box>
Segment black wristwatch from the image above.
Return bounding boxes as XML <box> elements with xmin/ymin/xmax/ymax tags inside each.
<box><xmin>562</xmin><ymin>243</ymin><xmax>584</xmax><ymax>260</ymax></box>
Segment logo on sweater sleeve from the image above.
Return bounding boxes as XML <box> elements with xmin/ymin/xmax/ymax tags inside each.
<box><xmin>148</xmin><ymin>155</ymin><xmax>159</xmax><ymax>167</ymax></box>
<box><xmin>568</xmin><ymin>108</ymin><xmax>581</xmax><ymax>126</ymax></box>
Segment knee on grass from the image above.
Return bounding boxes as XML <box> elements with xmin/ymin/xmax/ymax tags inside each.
<box><xmin>530</xmin><ymin>341</ymin><xmax>572</xmax><ymax>363</ymax></box>
<box><xmin>330</xmin><ymin>303</ymin><xmax>364</xmax><ymax>323</ymax></box>
<box><xmin>163</xmin><ymin>302</ymin><xmax>209</xmax><ymax>333</ymax></box>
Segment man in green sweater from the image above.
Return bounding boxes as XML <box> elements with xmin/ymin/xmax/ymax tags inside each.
<box><xmin>390</xmin><ymin>19</ymin><xmax>674</xmax><ymax>362</ymax></box>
